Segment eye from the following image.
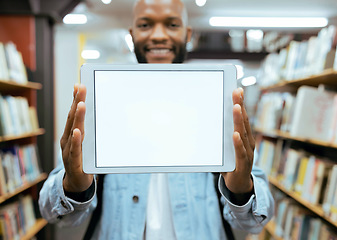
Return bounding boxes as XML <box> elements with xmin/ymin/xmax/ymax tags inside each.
<box><xmin>168</xmin><ymin>23</ymin><xmax>180</xmax><ymax>28</ymax></box>
<box><xmin>137</xmin><ymin>23</ymin><xmax>151</xmax><ymax>29</ymax></box>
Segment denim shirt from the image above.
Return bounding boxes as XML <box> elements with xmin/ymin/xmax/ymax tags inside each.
<box><xmin>39</xmin><ymin>153</ymin><xmax>274</xmax><ymax>240</ymax></box>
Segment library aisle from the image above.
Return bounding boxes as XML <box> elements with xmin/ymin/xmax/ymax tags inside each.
<box><xmin>1</xmin><ymin>0</ymin><xmax>337</xmax><ymax>239</ymax></box>
<box><xmin>251</xmin><ymin>25</ymin><xmax>337</xmax><ymax>240</ymax></box>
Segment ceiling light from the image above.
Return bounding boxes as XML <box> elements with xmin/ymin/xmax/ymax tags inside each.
<box><xmin>196</xmin><ymin>0</ymin><xmax>207</xmax><ymax>7</ymax></box>
<box><xmin>209</xmin><ymin>17</ymin><xmax>328</xmax><ymax>28</ymax></box>
<box><xmin>81</xmin><ymin>50</ymin><xmax>100</xmax><ymax>59</ymax></box>
<box><xmin>63</xmin><ymin>14</ymin><xmax>87</xmax><ymax>24</ymax></box>
<box><xmin>241</xmin><ymin>76</ymin><xmax>257</xmax><ymax>87</ymax></box>
<box><xmin>101</xmin><ymin>0</ymin><xmax>112</xmax><ymax>4</ymax></box>
<box><xmin>246</xmin><ymin>29</ymin><xmax>264</xmax><ymax>40</ymax></box>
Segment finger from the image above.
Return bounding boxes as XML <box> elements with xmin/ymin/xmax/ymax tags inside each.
<box><xmin>73</xmin><ymin>83</ymin><xmax>79</xmax><ymax>98</ymax></box>
<box><xmin>71</xmin><ymin>101</ymin><xmax>86</xmax><ymax>142</ymax></box>
<box><xmin>61</xmin><ymin>85</ymin><xmax>80</xmax><ymax>149</ymax></box>
<box><xmin>68</xmin><ymin>128</ymin><xmax>83</xmax><ymax>173</ymax></box>
<box><xmin>233</xmin><ymin>104</ymin><xmax>253</xmax><ymax>161</ymax></box>
<box><xmin>233</xmin><ymin>88</ymin><xmax>255</xmax><ymax>150</ymax></box>
<box><xmin>239</xmin><ymin>91</ymin><xmax>255</xmax><ymax>151</ymax></box>
<box><xmin>60</xmin><ymin>84</ymin><xmax>87</xmax><ymax>149</ymax></box>
<box><xmin>233</xmin><ymin>132</ymin><xmax>250</xmax><ymax>174</ymax></box>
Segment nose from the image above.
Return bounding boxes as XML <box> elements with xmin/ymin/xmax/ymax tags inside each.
<box><xmin>150</xmin><ymin>24</ymin><xmax>169</xmax><ymax>42</ymax></box>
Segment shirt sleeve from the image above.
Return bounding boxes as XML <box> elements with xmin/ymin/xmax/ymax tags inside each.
<box><xmin>218</xmin><ymin>163</ymin><xmax>274</xmax><ymax>234</ymax></box>
<box><xmin>38</xmin><ymin>149</ymin><xmax>97</xmax><ymax>227</ymax></box>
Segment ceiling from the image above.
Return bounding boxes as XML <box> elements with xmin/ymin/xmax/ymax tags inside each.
<box><xmin>63</xmin><ymin>0</ymin><xmax>337</xmax><ymax>33</ymax></box>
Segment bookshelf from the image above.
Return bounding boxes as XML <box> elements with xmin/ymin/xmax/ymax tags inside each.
<box><xmin>0</xmin><ymin>2</ymin><xmax>80</xmax><ymax>239</ymax></box>
<box><xmin>21</xmin><ymin>218</ymin><xmax>48</xmax><ymax>240</ymax></box>
<box><xmin>0</xmin><ymin>129</ymin><xmax>45</xmax><ymax>142</ymax></box>
<box><xmin>254</xmin><ymin>128</ymin><xmax>337</xmax><ymax>149</ymax></box>
<box><xmin>268</xmin><ymin>176</ymin><xmax>337</xmax><ymax>228</ymax></box>
<box><xmin>260</xmin><ymin>69</ymin><xmax>337</xmax><ymax>92</ymax></box>
<box><xmin>253</xmin><ymin>25</ymin><xmax>337</xmax><ymax>240</ymax></box>
<box><xmin>0</xmin><ymin>76</ymin><xmax>47</xmax><ymax>239</ymax></box>
<box><xmin>264</xmin><ymin>221</ymin><xmax>283</xmax><ymax>240</ymax></box>
<box><xmin>0</xmin><ymin>173</ymin><xmax>47</xmax><ymax>204</ymax></box>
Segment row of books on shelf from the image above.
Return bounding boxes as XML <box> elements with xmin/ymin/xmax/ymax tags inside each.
<box><xmin>0</xmin><ymin>144</ymin><xmax>41</xmax><ymax>195</ymax></box>
<box><xmin>272</xmin><ymin>190</ymin><xmax>337</xmax><ymax>240</ymax></box>
<box><xmin>0</xmin><ymin>94</ymin><xmax>39</xmax><ymax>137</ymax></box>
<box><xmin>255</xmin><ymin>85</ymin><xmax>337</xmax><ymax>143</ymax></box>
<box><xmin>257</xmin><ymin>138</ymin><xmax>337</xmax><ymax>219</ymax></box>
<box><xmin>259</xmin><ymin>25</ymin><xmax>337</xmax><ymax>86</ymax></box>
<box><xmin>0</xmin><ymin>41</ymin><xmax>27</xmax><ymax>84</ymax></box>
<box><xmin>0</xmin><ymin>195</ymin><xmax>36</xmax><ymax>240</ymax></box>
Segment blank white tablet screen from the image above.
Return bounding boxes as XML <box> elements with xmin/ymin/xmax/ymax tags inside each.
<box><xmin>94</xmin><ymin>70</ymin><xmax>223</xmax><ymax>168</ymax></box>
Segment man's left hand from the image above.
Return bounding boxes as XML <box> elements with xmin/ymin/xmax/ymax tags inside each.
<box><xmin>221</xmin><ymin>87</ymin><xmax>255</xmax><ymax>195</ymax></box>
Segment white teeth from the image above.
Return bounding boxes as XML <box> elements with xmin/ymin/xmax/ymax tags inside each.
<box><xmin>149</xmin><ymin>49</ymin><xmax>170</xmax><ymax>54</ymax></box>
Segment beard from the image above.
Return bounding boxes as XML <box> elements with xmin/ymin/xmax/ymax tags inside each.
<box><xmin>133</xmin><ymin>41</ymin><xmax>187</xmax><ymax>64</ymax></box>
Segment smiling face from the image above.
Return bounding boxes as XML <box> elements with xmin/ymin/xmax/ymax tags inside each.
<box><xmin>130</xmin><ymin>0</ymin><xmax>192</xmax><ymax>63</ymax></box>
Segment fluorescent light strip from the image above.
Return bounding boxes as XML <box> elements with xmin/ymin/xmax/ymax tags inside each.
<box><xmin>209</xmin><ymin>17</ymin><xmax>328</xmax><ymax>28</ymax></box>
<box><xmin>63</xmin><ymin>14</ymin><xmax>87</xmax><ymax>24</ymax></box>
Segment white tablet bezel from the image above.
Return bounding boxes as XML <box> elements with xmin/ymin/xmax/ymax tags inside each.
<box><xmin>81</xmin><ymin>64</ymin><xmax>236</xmax><ymax>173</ymax></box>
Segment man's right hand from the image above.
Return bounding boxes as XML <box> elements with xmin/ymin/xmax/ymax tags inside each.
<box><xmin>60</xmin><ymin>83</ymin><xmax>94</xmax><ymax>192</ymax></box>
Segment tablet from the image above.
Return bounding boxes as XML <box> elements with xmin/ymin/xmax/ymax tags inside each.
<box><xmin>81</xmin><ymin>64</ymin><xmax>237</xmax><ymax>173</ymax></box>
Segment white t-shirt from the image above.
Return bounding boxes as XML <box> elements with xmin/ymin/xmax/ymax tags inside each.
<box><xmin>144</xmin><ymin>173</ymin><xmax>177</xmax><ymax>240</ymax></box>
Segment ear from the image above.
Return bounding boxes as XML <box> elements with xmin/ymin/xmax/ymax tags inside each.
<box><xmin>186</xmin><ymin>26</ymin><xmax>192</xmax><ymax>43</ymax></box>
<box><xmin>129</xmin><ymin>28</ymin><xmax>133</xmax><ymax>38</ymax></box>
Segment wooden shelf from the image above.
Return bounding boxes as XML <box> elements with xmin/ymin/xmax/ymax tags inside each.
<box><xmin>21</xmin><ymin>218</ymin><xmax>48</xmax><ymax>240</ymax></box>
<box><xmin>0</xmin><ymin>173</ymin><xmax>48</xmax><ymax>204</ymax></box>
<box><xmin>0</xmin><ymin>128</ymin><xmax>45</xmax><ymax>143</ymax></box>
<box><xmin>264</xmin><ymin>221</ymin><xmax>283</xmax><ymax>240</ymax></box>
<box><xmin>268</xmin><ymin>176</ymin><xmax>337</xmax><ymax>228</ymax></box>
<box><xmin>260</xmin><ymin>69</ymin><xmax>337</xmax><ymax>92</ymax></box>
<box><xmin>254</xmin><ymin>128</ymin><xmax>337</xmax><ymax>149</ymax></box>
<box><xmin>0</xmin><ymin>79</ymin><xmax>42</xmax><ymax>91</ymax></box>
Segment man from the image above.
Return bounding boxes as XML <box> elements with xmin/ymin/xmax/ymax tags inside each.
<box><xmin>39</xmin><ymin>0</ymin><xmax>274</xmax><ymax>239</ymax></box>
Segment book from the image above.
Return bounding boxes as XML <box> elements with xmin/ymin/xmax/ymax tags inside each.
<box><xmin>301</xmin><ymin>155</ymin><xmax>317</xmax><ymax>201</ymax></box>
<box><xmin>0</xmin><ymin>195</ymin><xmax>36</xmax><ymax>239</ymax></box>
<box><xmin>20</xmin><ymin>195</ymin><xmax>36</xmax><ymax>230</ymax></box>
<box><xmin>294</xmin><ymin>156</ymin><xmax>309</xmax><ymax>194</ymax></box>
<box><xmin>270</xmin><ymin>139</ymin><xmax>284</xmax><ymax>177</ymax></box>
<box><xmin>311</xmin><ymin>159</ymin><xmax>333</xmax><ymax>205</ymax></box>
<box><xmin>312</xmin><ymin>25</ymin><xmax>337</xmax><ymax>75</ymax></box>
<box><xmin>4</xmin><ymin>42</ymin><xmax>27</xmax><ymax>84</ymax></box>
<box><xmin>303</xmin><ymin>36</ymin><xmax>318</xmax><ymax>77</ymax></box>
<box><xmin>257</xmin><ymin>140</ymin><xmax>275</xmax><ymax>176</ymax></box>
<box><xmin>324</xmin><ymin>49</ymin><xmax>336</xmax><ymax>70</ymax></box>
<box><xmin>5</xmin><ymin>95</ymin><xmax>23</xmax><ymax>135</ymax></box>
<box><xmin>282</xmin><ymin>148</ymin><xmax>301</xmax><ymax>190</ymax></box>
<box><xmin>254</xmin><ymin>92</ymin><xmax>285</xmax><ymax>130</ymax></box>
<box><xmin>279</xmin><ymin>93</ymin><xmax>295</xmax><ymax>132</ymax></box>
<box><xmin>308</xmin><ymin>218</ymin><xmax>322</xmax><ymax>240</ymax></box>
<box><xmin>16</xmin><ymin>97</ymin><xmax>33</xmax><ymax>133</ymax></box>
<box><xmin>322</xmin><ymin>165</ymin><xmax>337</xmax><ymax>214</ymax></box>
<box><xmin>0</xmin><ymin>42</ymin><xmax>9</xmax><ymax>80</ymax></box>
<box><xmin>28</xmin><ymin>106</ymin><xmax>39</xmax><ymax>130</ymax></box>
<box><xmin>328</xmin><ymin>95</ymin><xmax>337</xmax><ymax>143</ymax></box>
<box><xmin>0</xmin><ymin>95</ymin><xmax>15</xmax><ymax>136</ymax></box>
<box><xmin>0</xmin><ymin>154</ymin><xmax>7</xmax><ymax>195</ymax></box>
<box><xmin>289</xmin><ymin>86</ymin><xmax>336</xmax><ymax>141</ymax></box>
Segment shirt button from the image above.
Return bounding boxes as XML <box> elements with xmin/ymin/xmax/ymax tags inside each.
<box><xmin>132</xmin><ymin>195</ymin><xmax>139</xmax><ymax>203</ymax></box>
